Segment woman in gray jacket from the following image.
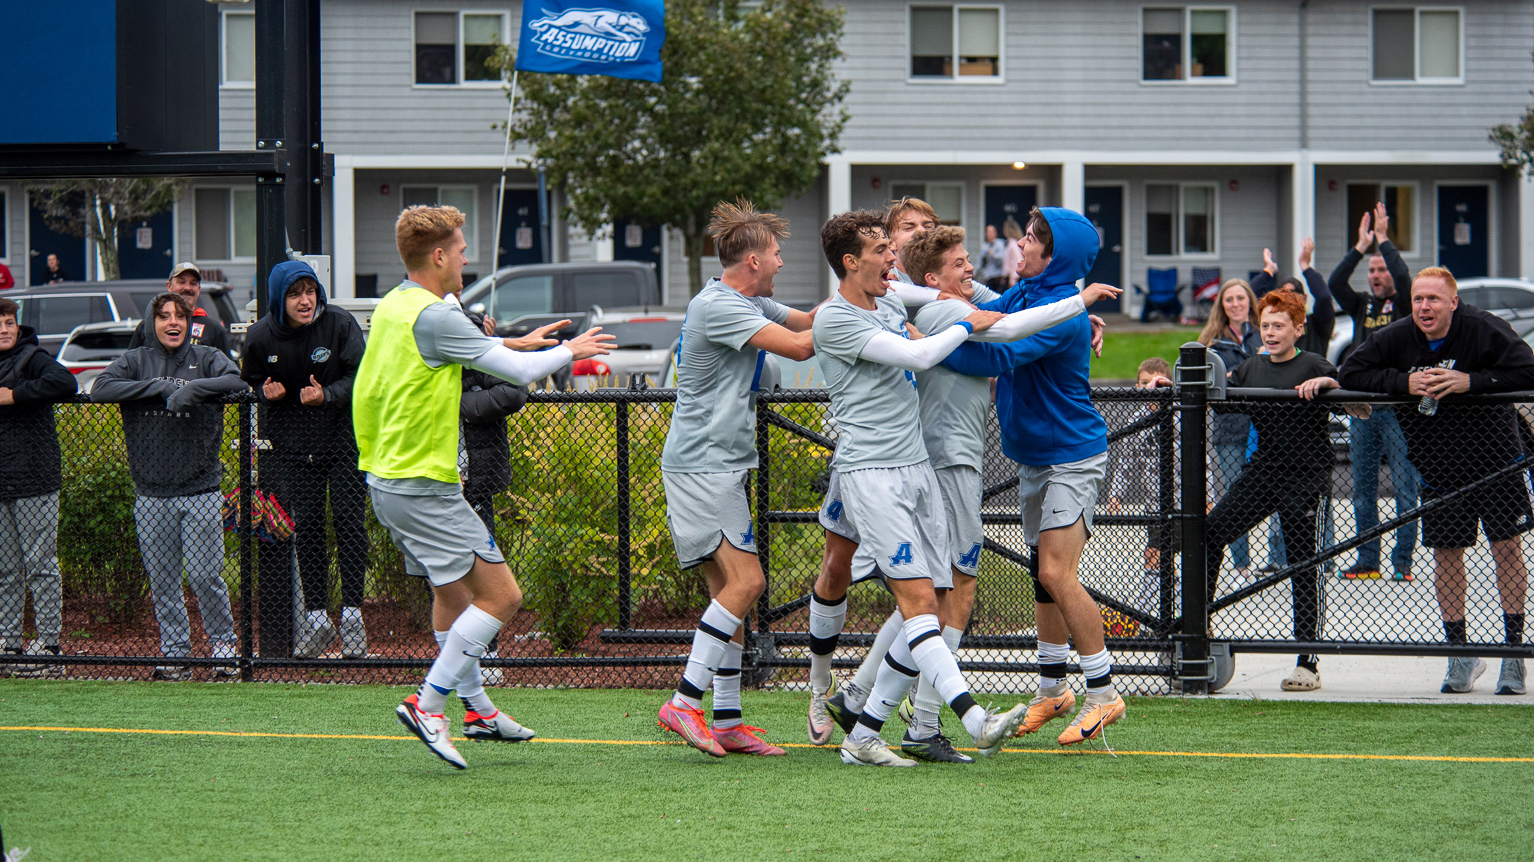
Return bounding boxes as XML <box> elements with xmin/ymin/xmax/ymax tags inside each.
<box><xmin>93</xmin><ymin>294</ymin><xmax>250</xmax><ymax>680</ymax></box>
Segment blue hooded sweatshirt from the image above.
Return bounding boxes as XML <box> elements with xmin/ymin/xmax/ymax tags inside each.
<box><xmin>942</xmin><ymin>207</ymin><xmax>1107</xmax><ymax>466</ymax></box>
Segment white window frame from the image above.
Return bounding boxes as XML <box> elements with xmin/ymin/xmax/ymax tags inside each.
<box><xmin>220</xmin><ymin>9</ymin><xmax>255</xmax><ymax>90</ymax></box>
<box><xmin>1343</xmin><ymin>180</ymin><xmax>1423</xmax><ymax>257</ymax></box>
<box><xmin>905</xmin><ymin>3</ymin><xmax>1005</xmax><ymax>85</ymax></box>
<box><xmin>1368</xmin><ymin>6</ymin><xmax>1464</xmax><ymax>86</ymax></box>
<box><xmin>192</xmin><ymin>185</ymin><xmax>257</xmax><ymax>264</ymax></box>
<box><xmin>887</xmin><ymin>180</ymin><xmax>968</xmax><ymax>230</ymax></box>
<box><xmin>1139</xmin><ymin>5</ymin><xmax>1237</xmax><ymax>86</ymax></box>
<box><xmin>1143</xmin><ymin>181</ymin><xmax>1219</xmax><ymax>259</ymax></box>
<box><xmin>412</xmin><ymin>9</ymin><xmax>510</xmax><ymax>89</ymax></box>
<box><xmin>401</xmin><ymin>185</ymin><xmax>481</xmax><ymax>262</ymax></box>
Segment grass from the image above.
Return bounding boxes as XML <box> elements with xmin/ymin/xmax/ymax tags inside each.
<box><xmin>1092</xmin><ymin>327</ymin><xmax>1202</xmax><ymax>381</ymax></box>
<box><xmin>3</xmin><ymin>681</ymin><xmax>1532</xmax><ymax>861</ymax></box>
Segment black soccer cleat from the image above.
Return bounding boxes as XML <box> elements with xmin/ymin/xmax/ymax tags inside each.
<box><xmin>900</xmin><ymin>730</ymin><xmax>974</xmax><ymax>764</ymax></box>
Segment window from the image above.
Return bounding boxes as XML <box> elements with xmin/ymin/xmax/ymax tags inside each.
<box><xmin>1146</xmin><ymin>183</ymin><xmax>1218</xmax><ymax>256</ymax></box>
<box><xmin>414</xmin><ymin>11</ymin><xmax>507</xmax><ymax>85</ymax></box>
<box><xmin>403</xmin><ymin>186</ymin><xmax>479</xmax><ymax>261</ymax></box>
<box><xmin>1142</xmin><ymin>7</ymin><xmax>1233</xmax><ymax>82</ymax></box>
<box><xmin>888</xmin><ymin>182</ymin><xmax>964</xmax><ymax>225</ymax></box>
<box><xmin>222</xmin><ymin>10</ymin><xmax>255</xmax><ymax>88</ymax></box>
<box><xmin>488</xmin><ymin>274</ymin><xmax>554</xmax><ymax>320</ymax></box>
<box><xmin>1372</xmin><ymin>8</ymin><xmax>1461</xmax><ymax>83</ymax></box>
<box><xmin>1345</xmin><ymin>183</ymin><xmax>1417</xmax><ymax>253</ymax></box>
<box><xmin>29</xmin><ymin>295</ymin><xmax>112</xmax><ymax>338</ymax></box>
<box><xmin>909</xmin><ymin>5</ymin><xmax>1001</xmax><ymax>80</ymax></box>
<box><xmin>571</xmin><ymin>271</ymin><xmax>644</xmax><ymax>310</ymax></box>
<box><xmin>194</xmin><ymin>187</ymin><xmax>256</xmax><ymax>261</ymax></box>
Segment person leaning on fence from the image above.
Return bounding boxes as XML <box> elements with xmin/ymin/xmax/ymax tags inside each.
<box><xmin>241</xmin><ymin>261</ymin><xmax>370</xmax><ymax>659</ymax></box>
<box><xmin>1339</xmin><ymin>267</ymin><xmax>1534</xmax><ymax>696</ymax></box>
<box><xmin>359</xmin><ymin>205</ymin><xmax>614</xmax><ymax>769</ymax></box>
<box><xmin>1206</xmin><ymin>290</ymin><xmax>1344</xmax><ymax>693</ymax></box>
<box><xmin>92</xmin><ymin>293</ymin><xmax>248</xmax><ymax>681</ymax></box>
<box><xmin>128</xmin><ymin>262</ymin><xmax>231</xmax><ymax>356</ymax></box>
<box><xmin>1329</xmin><ymin>203</ymin><xmax>1419</xmax><ymax>580</ymax></box>
<box><xmin>0</xmin><ymin>297</ymin><xmax>76</xmax><ymax>677</ymax></box>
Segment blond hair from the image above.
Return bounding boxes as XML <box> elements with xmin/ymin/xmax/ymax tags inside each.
<box><xmin>884</xmin><ymin>197</ymin><xmax>939</xmax><ymax>237</ymax></box>
<box><xmin>1198</xmin><ymin>278</ymin><xmax>1258</xmax><ymax>346</ymax></box>
<box><xmin>899</xmin><ymin>225</ymin><xmax>967</xmax><ymax>286</ymax></box>
<box><xmin>709</xmin><ymin>198</ymin><xmax>790</xmax><ymax>268</ymax></box>
<box><xmin>395</xmin><ymin>205</ymin><xmax>466</xmax><ymax>271</ymax></box>
<box><xmin>1414</xmin><ymin>265</ymin><xmax>1458</xmax><ymax>293</ymax></box>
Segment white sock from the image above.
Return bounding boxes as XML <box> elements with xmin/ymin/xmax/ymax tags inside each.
<box><xmin>903</xmin><ymin>614</ymin><xmax>983</xmax><ymax>739</ymax></box>
<box><xmin>341</xmin><ymin>606</ymin><xmax>363</xmax><ymax>624</ymax></box>
<box><xmin>433</xmin><ymin>630</ymin><xmax>496</xmax><ymax>715</ymax></box>
<box><xmin>417</xmin><ymin>605</ymin><xmax>502</xmax><ymax>714</ymax></box>
<box><xmin>307</xmin><ymin>608</ymin><xmax>330</xmax><ymax>627</ymax></box>
<box><xmin>1038</xmin><ymin>639</ymin><xmax>1071</xmax><ymax>690</ymax></box>
<box><xmin>673</xmin><ymin>600</ymin><xmax>741</xmax><ymax>710</ymax></box>
<box><xmin>847</xmin><ymin>610</ymin><xmax>903</xmax><ymax>711</ymax></box>
<box><xmin>867</xmin><ymin>637</ymin><xmax>921</xmax><ymax>732</ymax></box>
<box><xmin>712</xmin><ymin>640</ymin><xmax>744</xmax><ymax>729</ymax></box>
<box><xmin>808</xmin><ymin>592</ymin><xmax>846</xmax><ymax>692</ymax></box>
<box><xmin>912</xmin><ymin>626</ymin><xmax>964</xmax><ymax>737</ymax></box>
<box><xmin>1080</xmin><ymin>648</ymin><xmax>1114</xmax><ymax>695</ymax></box>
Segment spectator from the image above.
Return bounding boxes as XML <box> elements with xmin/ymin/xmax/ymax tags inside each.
<box><xmin>0</xmin><ymin>297</ymin><xmax>76</xmax><ymax>676</ymax></box>
<box><xmin>93</xmin><ymin>293</ymin><xmax>248</xmax><ymax>680</ymax></box>
<box><xmin>0</xmin><ymin>262</ymin><xmax>13</xmax><ymax>290</ymax></box>
<box><xmin>977</xmin><ymin>224</ymin><xmax>1008</xmax><ymax>294</ymax></box>
<box><xmin>129</xmin><ymin>262</ymin><xmax>230</xmax><ymax>355</ymax></box>
<box><xmin>241</xmin><ymin>261</ymin><xmax>369</xmax><ymax>658</ymax></box>
<box><xmin>1208</xmin><ymin>290</ymin><xmax>1342</xmax><ymax>692</ymax></box>
<box><xmin>43</xmin><ymin>254</ymin><xmax>67</xmax><ymax>284</ymax></box>
<box><xmin>1340</xmin><ymin>267</ymin><xmax>1534</xmax><ymax>696</ymax></box>
<box><xmin>1105</xmin><ymin>357</ymin><xmax>1175</xmax><ymax>615</ymax></box>
<box><xmin>1001</xmin><ymin>218</ymin><xmax>1024</xmax><ymax>289</ymax></box>
<box><xmin>1329</xmin><ymin>204</ymin><xmax>1418</xmax><ymax>580</ymax></box>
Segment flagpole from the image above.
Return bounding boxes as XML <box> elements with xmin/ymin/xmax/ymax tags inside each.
<box><xmin>490</xmin><ymin>68</ymin><xmax>519</xmax><ymax>322</ymax></box>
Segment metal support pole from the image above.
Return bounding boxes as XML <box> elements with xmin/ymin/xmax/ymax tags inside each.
<box><xmin>615</xmin><ymin>400</ymin><xmax>632</xmax><ymax>630</ymax></box>
<box><xmin>754</xmin><ymin>399</ymin><xmax>772</xmax><ymax>634</ymax></box>
<box><xmin>238</xmin><ymin>401</ymin><xmax>254</xmax><ymax>682</ymax></box>
<box><xmin>538</xmin><ymin>166</ymin><xmax>552</xmax><ymax>264</ymax></box>
<box><xmin>1175</xmin><ymin>342</ymin><xmax>1212</xmax><ymax>693</ymax></box>
<box><xmin>1155</xmin><ymin>390</ymin><xmax>1176</xmax><ymax>628</ymax></box>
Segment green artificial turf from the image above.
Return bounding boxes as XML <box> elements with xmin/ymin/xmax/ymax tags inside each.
<box><xmin>3</xmin><ymin>681</ymin><xmax>1531</xmax><ymax>861</ymax></box>
<box><xmin>1092</xmin><ymin>328</ymin><xmax>1203</xmax><ymax>381</ymax></box>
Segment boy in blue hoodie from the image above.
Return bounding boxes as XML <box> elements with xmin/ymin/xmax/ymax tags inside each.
<box><xmin>944</xmin><ymin>206</ymin><xmax>1125</xmax><ymax>745</ymax></box>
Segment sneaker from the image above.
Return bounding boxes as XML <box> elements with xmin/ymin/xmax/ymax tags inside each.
<box><xmin>151</xmin><ymin>665</ymin><xmax>193</xmax><ymax>681</ymax></box>
<box><xmin>824</xmin><ymin>689</ymin><xmax>860</xmax><ymax>735</ymax></box>
<box><xmin>396</xmin><ymin>694</ymin><xmax>467</xmax><ymax>769</ymax></box>
<box><xmin>658</xmin><ymin>699</ymin><xmax>725</xmax><ymax>757</ymax></box>
<box><xmin>1014</xmin><ymin>683</ymin><xmax>1076</xmax><ymax>737</ymax></box>
<box><xmin>463</xmin><ymin>709</ymin><xmax>535</xmax><ymax>742</ymax></box>
<box><xmin>480</xmin><ymin>649</ymin><xmax>505</xmax><ymax>686</ymax></box>
<box><xmin>900</xmin><ymin>729</ymin><xmax>973</xmax><ymax>764</ymax></box>
<box><xmin>1280</xmin><ymin>666</ymin><xmax>1321</xmax><ymax>692</ymax></box>
<box><xmin>896</xmin><ymin>695</ymin><xmax>915</xmax><ymax>727</ymax></box>
<box><xmin>808</xmin><ymin>679</ymin><xmax>837</xmax><ymax>745</ymax></box>
<box><xmin>1058</xmin><ymin>691</ymin><xmax>1127</xmax><ymax>746</ymax></box>
<box><xmin>340</xmin><ymin>609</ymin><xmax>367</xmax><ymax>659</ymax></box>
<box><xmin>1392</xmin><ymin>567</ymin><xmax>1414</xmax><ymax>582</ymax></box>
<box><xmin>1440</xmin><ymin>656</ymin><xmax>1487</xmax><ymax>694</ymax></box>
<box><xmin>211</xmin><ymin>642</ymin><xmax>240</xmax><ymax>678</ymax></box>
<box><xmin>1340</xmin><ymin>564</ymin><xmax>1382</xmax><ymax>580</ymax></box>
<box><xmin>10</xmin><ymin>642</ymin><xmax>62</xmax><ymax>679</ymax></box>
<box><xmin>713</xmin><ymin>723</ymin><xmax>786</xmax><ymax>756</ymax></box>
<box><xmin>839</xmin><ymin>733</ymin><xmax>917</xmax><ymax>767</ymax></box>
<box><xmin>973</xmin><ymin>703</ymin><xmax>1028</xmax><ymax>758</ymax></box>
<box><xmin>1495</xmin><ymin>658</ymin><xmax>1526</xmax><ymax>696</ymax></box>
<box><xmin>294</xmin><ymin>613</ymin><xmax>337</xmax><ymax>658</ymax></box>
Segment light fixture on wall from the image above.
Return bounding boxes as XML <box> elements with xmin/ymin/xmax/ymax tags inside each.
<box><xmin>1328</xmin><ymin>180</ymin><xmax>1338</xmax><ymax>192</ymax></box>
<box><xmin>380</xmin><ymin>184</ymin><xmax>391</xmax><ymax>196</ymax></box>
<box><xmin>1012</xmin><ymin>161</ymin><xmax>1027</xmax><ymax>170</ymax></box>
<box><xmin>1228</xmin><ymin>179</ymin><xmax>1239</xmax><ymax>192</ymax></box>
<box><xmin>871</xmin><ymin>177</ymin><xmax>882</xmax><ymax>189</ymax></box>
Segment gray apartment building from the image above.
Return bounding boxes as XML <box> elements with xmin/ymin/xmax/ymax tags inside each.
<box><xmin>4</xmin><ymin>1</ymin><xmax>1531</xmax><ymax>315</ymax></box>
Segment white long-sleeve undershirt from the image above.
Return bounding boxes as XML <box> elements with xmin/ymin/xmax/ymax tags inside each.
<box><xmin>857</xmin><ymin>324</ymin><xmax>970</xmax><ymax>373</ymax></box>
<box><xmin>970</xmin><ymin>294</ymin><xmax>1086</xmax><ymax>341</ymax></box>
<box><xmin>467</xmin><ymin>343</ymin><xmax>574</xmax><ymax>385</ymax></box>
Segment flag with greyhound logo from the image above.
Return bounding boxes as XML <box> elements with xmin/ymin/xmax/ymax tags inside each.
<box><xmin>516</xmin><ymin>1</ymin><xmax>666</xmax><ymax>82</ymax></box>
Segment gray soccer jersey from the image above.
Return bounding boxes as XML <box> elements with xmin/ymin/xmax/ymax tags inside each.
<box><xmin>913</xmin><ymin>299</ymin><xmax>991</xmax><ymax>471</ymax></box>
<box><xmin>812</xmin><ymin>293</ymin><xmax>928</xmax><ymax>472</ymax></box>
<box><xmin>661</xmin><ymin>277</ymin><xmax>792</xmax><ymax>473</ymax></box>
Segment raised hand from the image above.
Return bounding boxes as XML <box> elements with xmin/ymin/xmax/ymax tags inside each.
<box><xmin>1081</xmin><ymin>282</ymin><xmax>1122</xmax><ymax>306</ymax></box>
<box><xmin>1372</xmin><ymin>202</ymin><xmax>1390</xmax><ymax>245</ymax></box>
<box><xmin>1299</xmin><ymin>236</ymin><xmax>1315</xmax><ymax>271</ymax></box>
<box><xmin>564</xmin><ymin>326</ymin><xmax>617</xmax><ymax>361</ymax></box>
<box><xmin>1262</xmin><ymin>248</ymin><xmax>1278</xmax><ymax>276</ymax></box>
<box><xmin>300</xmin><ymin>374</ymin><xmax>325</xmax><ymax>406</ymax></box>
<box><xmin>505</xmin><ymin>319</ymin><xmax>570</xmax><ymax>351</ymax></box>
<box><xmin>963</xmin><ymin>309</ymin><xmax>1007</xmax><ymax>333</ymax></box>
<box><xmin>1355</xmin><ymin>211</ymin><xmax>1373</xmax><ymax>254</ymax></box>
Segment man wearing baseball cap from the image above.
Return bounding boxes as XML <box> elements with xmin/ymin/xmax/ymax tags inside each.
<box><xmin>128</xmin><ymin>262</ymin><xmax>230</xmax><ymax>355</ymax></box>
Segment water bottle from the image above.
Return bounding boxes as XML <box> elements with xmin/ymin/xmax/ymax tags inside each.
<box><xmin>1418</xmin><ymin>395</ymin><xmax>1439</xmax><ymax>416</ymax></box>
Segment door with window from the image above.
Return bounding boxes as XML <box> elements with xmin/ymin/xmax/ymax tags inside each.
<box><xmin>496</xmin><ymin>188</ymin><xmax>544</xmax><ymax>269</ymax></box>
<box><xmin>1436</xmin><ymin>185</ymin><xmax>1489</xmax><ymax>280</ymax></box>
<box><xmin>28</xmin><ymin>190</ymin><xmax>86</xmax><ymax>286</ymax></box>
<box><xmin>613</xmin><ymin>219</ymin><xmax>663</xmax><ymax>285</ymax></box>
<box><xmin>1084</xmin><ymin>186</ymin><xmax>1125</xmax><ymax>314</ymax></box>
<box><xmin>116</xmin><ymin>210</ymin><xmax>175</xmax><ymax>280</ymax></box>
<box><xmin>983</xmin><ymin>184</ymin><xmax>1038</xmax><ymax>253</ymax></box>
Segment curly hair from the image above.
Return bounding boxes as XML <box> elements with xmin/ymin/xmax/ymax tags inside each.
<box><xmin>1257</xmin><ymin>288</ymin><xmax>1307</xmax><ymax>327</ymax></box>
<box><xmin>821</xmin><ymin>210</ymin><xmax>888</xmax><ymax>279</ymax></box>
<box><xmin>898</xmin><ymin>225</ymin><xmax>967</xmax><ymax>287</ymax></box>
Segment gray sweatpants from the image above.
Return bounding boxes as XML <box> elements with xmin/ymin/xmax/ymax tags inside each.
<box><xmin>135</xmin><ymin>492</ymin><xmax>235</xmax><ymax>657</ymax></box>
<box><xmin>0</xmin><ymin>492</ymin><xmax>63</xmax><ymax>651</ymax></box>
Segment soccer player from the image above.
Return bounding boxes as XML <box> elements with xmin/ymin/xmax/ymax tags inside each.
<box><xmin>943</xmin><ymin>206</ymin><xmax>1125</xmax><ymax>746</ymax></box>
<box><xmin>356</xmin><ymin>205</ymin><xmax>614</xmax><ymax>769</ymax></box>
<box><xmin>885</xmin><ymin>197</ymin><xmax>938</xmax><ymax>284</ymax></box>
<box><xmin>656</xmin><ymin>200</ymin><xmax>818</xmax><ymax>758</ymax></box>
<box><xmin>821</xmin><ymin>226</ymin><xmax>1119</xmax><ymax>763</ymax></box>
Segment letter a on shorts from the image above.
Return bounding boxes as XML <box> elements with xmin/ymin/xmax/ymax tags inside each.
<box><xmin>888</xmin><ymin>542</ymin><xmax>914</xmax><ymax>567</ymax></box>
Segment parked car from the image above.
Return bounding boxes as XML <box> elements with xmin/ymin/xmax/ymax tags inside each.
<box><xmin>459</xmin><ymin>261</ymin><xmax>660</xmax><ymax>339</ymax></box>
<box><xmin>4</xmin><ymin>279</ymin><xmax>240</xmax><ymax>356</ymax></box>
<box><xmin>568</xmin><ymin>306</ymin><xmax>685</xmax><ymax>390</ymax></box>
<box><xmin>56</xmin><ymin>320</ymin><xmax>137</xmax><ymax>395</ymax></box>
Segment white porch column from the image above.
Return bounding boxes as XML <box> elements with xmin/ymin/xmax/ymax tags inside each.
<box><xmin>1292</xmin><ymin>155</ymin><xmax>1315</xmax><ymax>273</ymax></box>
<box><xmin>331</xmin><ymin>157</ymin><xmax>356</xmax><ymax>299</ymax></box>
<box><xmin>1061</xmin><ymin>161</ymin><xmax>1085</xmax><ymax>214</ymax></box>
<box><xmin>1521</xmin><ymin>172</ymin><xmax>1534</xmax><ymax>279</ymax></box>
<box><xmin>826</xmin><ymin>156</ymin><xmax>852</xmax><ymax>296</ymax></box>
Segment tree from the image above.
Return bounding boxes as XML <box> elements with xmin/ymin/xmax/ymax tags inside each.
<box><xmin>33</xmin><ymin>178</ymin><xmax>186</xmax><ymax>280</ymax></box>
<box><xmin>491</xmin><ymin>0</ymin><xmax>848</xmax><ymax>296</ymax></box>
<box><xmin>1490</xmin><ymin>51</ymin><xmax>1534</xmax><ymax>178</ymax></box>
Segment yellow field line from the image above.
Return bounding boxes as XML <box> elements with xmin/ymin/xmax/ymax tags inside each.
<box><xmin>3</xmin><ymin>725</ymin><xmax>1530</xmax><ymax>763</ymax></box>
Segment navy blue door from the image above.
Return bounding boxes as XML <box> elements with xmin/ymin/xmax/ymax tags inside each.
<box><xmin>28</xmin><ymin>191</ymin><xmax>86</xmax><ymax>285</ymax></box>
<box><xmin>116</xmin><ymin>210</ymin><xmax>175</xmax><ymax>280</ymax></box>
<box><xmin>496</xmin><ymin>188</ymin><xmax>545</xmax><ymax>269</ymax></box>
<box><xmin>983</xmin><ymin>185</ymin><xmax>1038</xmax><ymax>246</ymax></box>
<box><xmin>613</xmin><ymin>218</ymin><xmax>663</xmax><ymax>283</ymax></box>
<box><xmin>1437</xmin><ymin>185</ymin><xmax>1489</xmax><ymax>279</ymax></box>
<box><xmin>1084</xmin><ymin>185</ymin><xmax>1125</xmax><ymax>314</ymax></box>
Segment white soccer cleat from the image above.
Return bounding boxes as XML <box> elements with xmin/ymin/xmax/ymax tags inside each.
<box><xmin>396</xmin><ymin>695</ymin><xmax>467</xmax><ymax>769</ymax></box>
<box><xmin>463</xmin><ymin>709</ymin><xmax>535</xmax><ymax>742</ymax></box>
<box><xmin>808</xmin><ymin>679</ymin><xmax>837</xmax><ymax>745</ymax></box>
<box><xmin>972</xmin><ymin>703</ymin><xmax>1028</xmax><ymax>758</ymax></box>
<box><xmin>839</xmin><ymin>733</ymin><xmax>918</xmax><ymax>767</ymax></box>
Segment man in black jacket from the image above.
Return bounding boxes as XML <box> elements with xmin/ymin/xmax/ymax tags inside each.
<box><xmin>0</xmin><ymin>298</ymin><xmax>77</xmax><ymax>676</ymax></box>
<box><xmin>1340</xmin><ymin>267</ymin><xmax>1534</xmax><ymax>696</ymax></box>
<box><xmin>128</xmin><ymin>263</ymin><xmax>230</xmax><ymax>356</ymax></box>
<box><xmin>1330</xmin><ymin>203</ymin><xmax>1419</xmax><ymax>580</ymax></box>
<box><xmin>242</xmin><ymin>261</ymin><xmax>369</xmax><ymax>658</ymax></box>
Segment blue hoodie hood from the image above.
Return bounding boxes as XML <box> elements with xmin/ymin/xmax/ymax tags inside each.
<box><xmin>267</xmin><ymin>260</ymin><xmax>327</xmax><ymax>331</ymax></box>
<box><xmin>1019</xmin><ymin>207</ymin><xmax>1098</xmax><ymax>296</ymax></box>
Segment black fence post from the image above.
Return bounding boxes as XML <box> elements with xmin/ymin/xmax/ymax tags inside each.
<box><xmin>1155</xmin><ymin>390</ymin><xmax>1176</xmax><ymax>628</ymax></box>
<box><xmin>1176</xmin><ymin>342</ymin><xmax>1212</xmax><ymax>693</ymax></box>
<box><xmin>238</xmin><ymin>401</ymin><xmax>254</xmax><ymax>682</ymax></box>
<box><xmin>615</xmin><ymin>399</ymin><xmax>632</xmax><ymax>631</ymax></box>
<box><xmin>754</xmin><ymin>399</ymin><xmax>771</xmax><ymax>633</ymax></box>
